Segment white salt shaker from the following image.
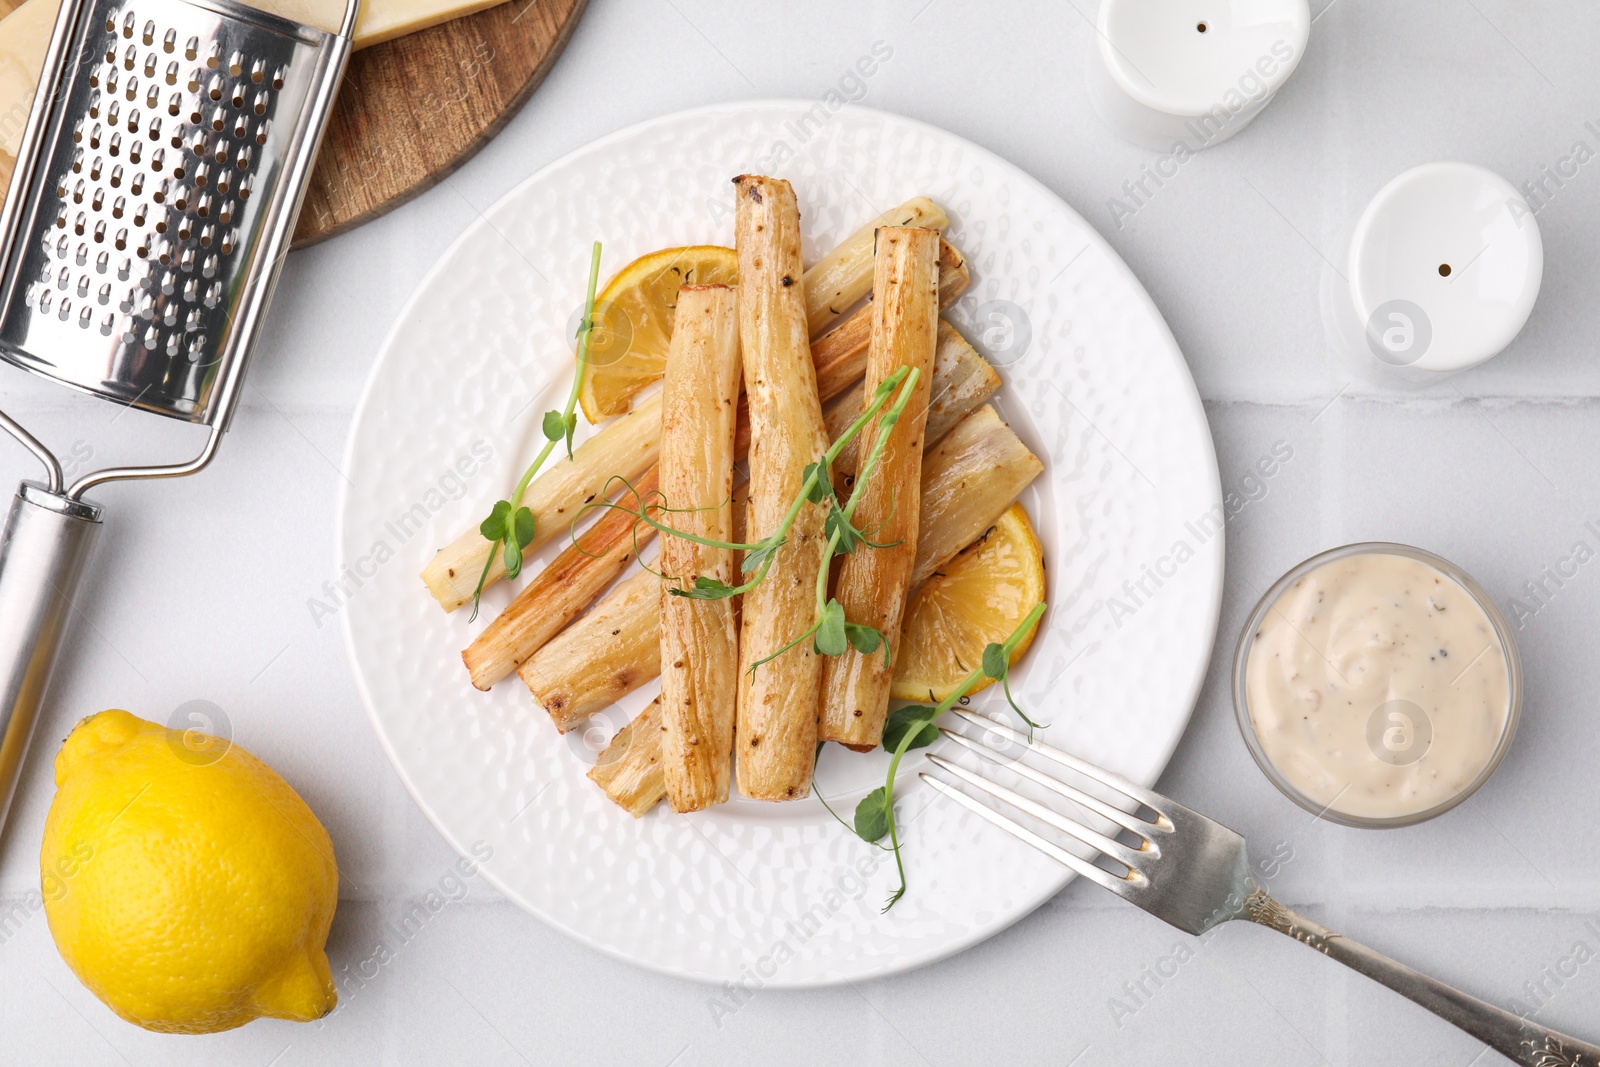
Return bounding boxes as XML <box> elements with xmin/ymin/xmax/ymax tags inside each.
<box><xmin>1088</xmin><ymin>0</ymin><xmax>1311</xmax><ymax>152</ymax></box>
<box><xmin>1325</xmin><ymin>162</ymin><xmax>1544</xmax><ymax>386</ymax></box>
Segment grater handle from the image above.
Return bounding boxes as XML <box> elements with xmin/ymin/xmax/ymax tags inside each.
<box><xmin>0</xmin><ymin>483</ymin><xmax>102</xmax><ymax>839</ymax></box>
<box><xmin>337</xmin><ymin>0</ymin><xmax>362</xmax><ymax>38</ymax></box>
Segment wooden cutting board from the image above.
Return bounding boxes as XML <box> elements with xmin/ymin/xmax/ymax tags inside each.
<box><xmin>294</xmin><ymin>0</ymin><xmax>588</xmax><ymax>247</ymax></box>
<box><xmin>0</xmin><ymin>0</ymin><xmax>587</xmax><ymax>247</ymax></box>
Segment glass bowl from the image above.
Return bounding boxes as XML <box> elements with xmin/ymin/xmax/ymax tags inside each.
<box><xmin>1232</xmin><ymin>541</ymin><xmax>1523</xmax><ymax>828</ymax></box>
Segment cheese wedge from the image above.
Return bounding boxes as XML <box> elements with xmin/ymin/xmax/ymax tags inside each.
<box><xmin>0</xmin><ymin>0</ymin><xmax>507</xmax><ymax>173</ymax></box>
<box><xmin>348</xmin><ymin>0</ymin><xmax>507</xmax><ymax>47</ymax></box>
<box><xmin>247</xmin><ymin>0</ymin><xmax>509</xmax><ymax>44</ymax></box>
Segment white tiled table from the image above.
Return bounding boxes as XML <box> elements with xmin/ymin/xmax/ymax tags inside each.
<box><xmin>2</xmin><ymin>1</ymin><xmax>1598</xmax><ymax>1062</ymax></box>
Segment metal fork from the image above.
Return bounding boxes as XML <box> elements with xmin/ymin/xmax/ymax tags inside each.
<box><xmin>922</xmin><ymin>708</ymin><xmax>1600</xmax><ymax>1067</ymax></box>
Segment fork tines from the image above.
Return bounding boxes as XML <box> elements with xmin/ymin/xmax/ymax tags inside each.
<box><xmin>919</xmin><ymin>708</ymin><xmax>1166</xmax><ymax>895</ymax></box>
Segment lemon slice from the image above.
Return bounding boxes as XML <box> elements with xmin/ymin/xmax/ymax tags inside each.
<box><xmin>578</xmin><ymin>245</ymin><xmax>738</xmax><ymax>422</ymax></box>
<box><xmin>891</xmin><ymin>503</ymin><xmax>1045</xmax><ymax>703</ymax></box>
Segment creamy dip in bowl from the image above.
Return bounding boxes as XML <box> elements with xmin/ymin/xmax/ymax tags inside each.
<box><xmin>1234</xmin><ymin>543</ymin><xmax>1521</xmax><ymax>827</ymax></box>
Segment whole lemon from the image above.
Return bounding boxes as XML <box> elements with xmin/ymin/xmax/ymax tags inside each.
<box><xmin>41</xmin><ymin>710</ymin><xmax>339</xmax><ymax>1034</ymax></box>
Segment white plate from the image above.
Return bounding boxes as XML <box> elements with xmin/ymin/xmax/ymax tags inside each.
<box><xmin>339</xmin><ymin>101</ymin><xmax>1223</xmax><ymax>987</ymax></box>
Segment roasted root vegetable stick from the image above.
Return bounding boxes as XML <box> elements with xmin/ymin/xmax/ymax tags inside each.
<box><xmin>518</xmin><ymin>568</ymin><xmax>661</xmax><ymax>733</ymax></box>
<box><xmin>420</xmin><ymin>395</ymin><xmax>662</xmax><ymax>612</ymax></box>
<box><xmin>911</xmin><ymin>404</ymin><xmax>1044</xmax><ymax>587</ymax></box>
<box><xmin>733</xmin><ymin>174</ymin><xmax>832</xmax><ymax>802</ymax></box>
<box><xmin>657</xmin><ymin>285</ymin><xmax>742</xmax><ymax>812</ymax></box>
<box><xmin>587</xmin><ymin>698</ymin><xmax>665</xmax><ymax>818</ymax></box>
<box><xmin>820</xmin><ymin>226</ymin><xmax>940</xmax><ymax>749</ymax></box>
<box><xmin>803</xmin><ymin>196</ymin><xmax>947</xmax><ymax>338</ymax></box>
<box><xmin>464</xmin><ymin>255</ymin><xmax>971</xmax><ymax>692</ymax></box>
<box><xmin>933</xmin><ymin>241</ymin><xmax>969</xmax><ymax>310</ymax></box>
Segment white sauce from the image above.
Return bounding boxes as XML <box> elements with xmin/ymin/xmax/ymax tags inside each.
<box><xmin>1244</xmin><ymin>552</ymin><xmax>1511</xmax><ymax>821</ymax></box>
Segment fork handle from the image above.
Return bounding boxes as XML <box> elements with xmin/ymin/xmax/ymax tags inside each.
<box><xmin>1245</xmin><ymin>890</ymin><xmax>1600</xmax><ymax>1065</ymax></box>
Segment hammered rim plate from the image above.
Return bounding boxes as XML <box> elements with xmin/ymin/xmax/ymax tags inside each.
<box><xmin>339</xmin><ymin>100</ymin><xmax>1224</xmax><ymax>987</ymax></box>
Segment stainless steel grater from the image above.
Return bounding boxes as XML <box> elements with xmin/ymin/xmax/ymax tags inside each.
<box><xmin>0</xmin><ymin>0</ymin><xmax>357</xmax><ymax>834</ymax></box>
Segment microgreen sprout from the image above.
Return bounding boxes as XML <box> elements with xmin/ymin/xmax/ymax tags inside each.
<box><xmin>847</xmin><ymin>601</ymin><xmax>1047</xmax><ymax>911</ymax></box>
<box><xmin>572</xmin><ymin>365</ymin><xmax>916</xmax><ymax>609</ymax></box>
<box><xmin>983</xmin><ymin>640</ymin><xmax>1047</xmax><ymax>733</ymax></box>
<box><xmin>468</xmin><ymin>241</ymin><xmax>603</xmax><ymax>621</ymax></box>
